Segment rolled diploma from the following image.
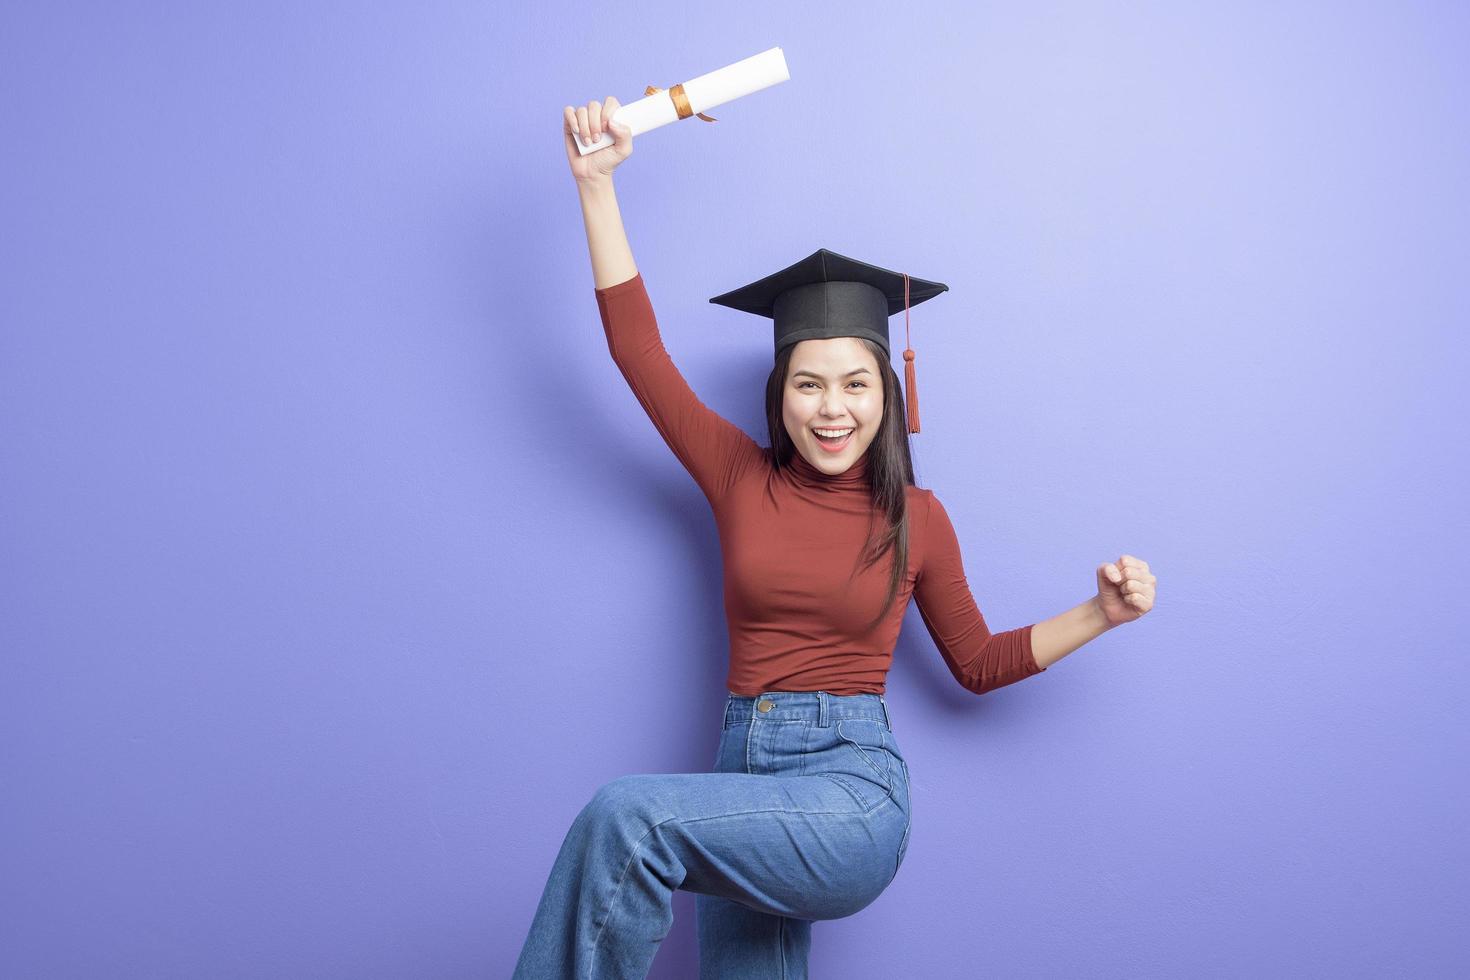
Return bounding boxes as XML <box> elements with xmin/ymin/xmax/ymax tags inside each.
<box><xmin>573</xmin><ymin>46</ymin><xmax>790</xmax><ymax>156</ymax></box>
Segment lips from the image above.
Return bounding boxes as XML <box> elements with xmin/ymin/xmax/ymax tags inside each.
<box><xmin>812</xmin><ymin>428</ymin><xmax>854</xmax><ymax>453</ymax></box>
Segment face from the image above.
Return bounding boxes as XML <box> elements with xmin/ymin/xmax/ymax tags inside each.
<box><xmin>782</xmin><ymin>337</ymin><xmax>884</xmax><ymax>475</ymax></box>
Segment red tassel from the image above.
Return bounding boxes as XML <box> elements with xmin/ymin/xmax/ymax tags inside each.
<box><xmin>904</xmin><ymin>349</ymin><xmax>919</xmax><ymax>434</ymax></box>
<box><xmin>902</xmin><ymin>273</ymin><xmax>919</xmax><ymax>433</ymax></box>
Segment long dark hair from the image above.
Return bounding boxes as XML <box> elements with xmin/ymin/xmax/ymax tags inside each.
<box><xmin>764</xmin><ymin>339</ymin><xmax>916</xmax><ymax>634</ymax></box>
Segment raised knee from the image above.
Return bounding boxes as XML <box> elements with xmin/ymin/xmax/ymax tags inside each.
<box><xmin>580</xmin><ymin>774</ymin><xmax>661</xmax><ymax>831</ymax></box>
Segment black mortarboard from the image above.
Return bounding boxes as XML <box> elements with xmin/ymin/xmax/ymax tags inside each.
<box><xmin>708</xmin><ymin>248</ymin><xmax>949</xmax><ymax>433</ymax></box>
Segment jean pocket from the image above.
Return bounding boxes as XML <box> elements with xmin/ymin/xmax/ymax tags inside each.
<box><xmin>835</xmin><ymin>719</ymin><xmax>893</xmax><ymax>793</ymax></box>
<box><xmin>894</xmin><ymin>753</ymin><xmax>911</xmax><ymax>811</ymax></box>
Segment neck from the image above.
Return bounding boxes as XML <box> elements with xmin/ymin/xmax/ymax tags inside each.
<box><xmin>785</xmin><ymin>446</ymin><xmax>872</xmax><ymax>489</ymax></box>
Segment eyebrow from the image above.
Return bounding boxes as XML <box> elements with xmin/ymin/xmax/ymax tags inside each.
<box><xmin>792</xmin><ymin>368</ymin><xmax>874</xmax><ymax>381</ymax></box>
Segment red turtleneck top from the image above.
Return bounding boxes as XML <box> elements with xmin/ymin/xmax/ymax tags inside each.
<box><xmin>595</xmin><ymin>271</ymin><xmax>1045</xmax><ymax>697</ymax></box>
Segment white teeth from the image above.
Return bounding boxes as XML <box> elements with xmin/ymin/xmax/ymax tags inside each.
<box><xmin>813</xmin><ymin>427</ymin><xmax>854</xmax><ymax>437</ymax></box>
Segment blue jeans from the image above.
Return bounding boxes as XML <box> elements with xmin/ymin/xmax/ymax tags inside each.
<box><xmin>512</xmin><ymin>690</ymin><xmax>913</xmax><ymax>979</ymax></box>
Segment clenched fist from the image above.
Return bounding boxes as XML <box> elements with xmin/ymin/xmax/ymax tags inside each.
<box><xmin>1095</xmin><ymin>555</ymin><xmax>1157</xmax><ymax>627</ymax></box>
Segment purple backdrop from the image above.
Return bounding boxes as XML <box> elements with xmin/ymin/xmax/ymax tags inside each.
<box><xmin>2</xmin><ymin>1</ymin><xmax>1466</xmax><ymax>977</ymax></box>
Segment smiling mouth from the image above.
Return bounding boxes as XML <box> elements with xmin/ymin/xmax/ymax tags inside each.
<box><xmin>812</xmin><ymin>427</ymin><xmax>854</xmax><ymax>451</ymax></box>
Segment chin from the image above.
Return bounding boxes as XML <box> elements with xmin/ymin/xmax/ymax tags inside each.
<box><xmin>805</xmin><ymin>435</ymin><xmax>865</xmax><ymax>464</ymax></box>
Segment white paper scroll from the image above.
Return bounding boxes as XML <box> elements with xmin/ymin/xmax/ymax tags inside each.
<box><xmin>572</xmin><ymin>46</ymin><xmax>790</xmax><ymax>156</ymax></box>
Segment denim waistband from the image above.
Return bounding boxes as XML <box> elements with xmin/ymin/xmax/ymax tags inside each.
<box><xmin>724</xmin><ymin>690</ymin><xmax>893</xmax><ymax>730</ymax></box>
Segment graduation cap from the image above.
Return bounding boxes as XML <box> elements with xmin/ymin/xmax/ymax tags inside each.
<box><xmin>708</xmin><ymin>248</ymin><xmax>948</xmax><ymax>433</ymax></box>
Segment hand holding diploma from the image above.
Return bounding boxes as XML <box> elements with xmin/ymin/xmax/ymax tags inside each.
<box><xmin>564</xmin><ymin>96</ymin><xmax>635</xmax><ymax>185</ymax></box>
<box><xmin>562</xmin><ymin>46</ymin><xmax>790</xmax><ymax>161</ymax></box>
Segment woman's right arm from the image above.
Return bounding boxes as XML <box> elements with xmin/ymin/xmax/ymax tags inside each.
<box><xmin>566</xmin><ymin>99</ymin><xmax>766</xmax><ymax>504</ymax></box>
<box><xmin>566</xmin><ymin>97</ymin><xmax>637</xmax><ymax>289</ymax></box>
<box><xmin>577</xmin><ymin>175</ymin><xmax>638</xmax><ymax>290</ymax></box>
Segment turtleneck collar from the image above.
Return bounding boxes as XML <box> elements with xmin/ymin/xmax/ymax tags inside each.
<box><xmin>782</xmin><ymin>445</ymin><xmax>872</xmax><ymax>491</ymax></box>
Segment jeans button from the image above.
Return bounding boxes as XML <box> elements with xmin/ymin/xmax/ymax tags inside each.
<box><xmin>757</xmin><ymin>699</ymin><xmax>774</xmax><ymax>712</ymax></box>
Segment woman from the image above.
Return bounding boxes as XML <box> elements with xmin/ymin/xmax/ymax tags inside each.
<box><xmin>513</xmin><ymin>96</ymin><xmax>1158</xmax><ymax>980</ymax></box>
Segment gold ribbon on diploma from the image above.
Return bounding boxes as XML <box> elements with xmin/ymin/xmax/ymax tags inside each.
<box><xmin>645</xmin><ymin>84</ymin><xmax>717</xmax><ymax>122</ymax></box>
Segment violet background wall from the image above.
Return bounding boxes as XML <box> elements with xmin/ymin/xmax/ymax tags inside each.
<box><xmin>3</xmin><ymin>1</ymin><xmax>1466</xmax><ymax>977</ymax></box>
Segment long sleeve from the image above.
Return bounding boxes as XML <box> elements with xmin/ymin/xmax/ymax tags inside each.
<box><xmin>595</xmin><ymin>272</ymin><xmax>767</xmax><ymax>505</ymax></box>
<box><xmin>912</xmin><ymin>489</ymin><xmax>1046</xmax><ymax>695</ymax></box>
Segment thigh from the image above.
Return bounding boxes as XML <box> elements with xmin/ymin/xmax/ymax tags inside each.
<box><xmin>587</xmin><ymin>766</ymin><xmax>904</xmax><ymax>922</ymax></box>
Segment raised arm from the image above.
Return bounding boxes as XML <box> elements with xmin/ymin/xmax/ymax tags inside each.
<box><xmin>566</xmin><ymin>97</ymin><xmax>766</xmax><ymax>505</ymax></box>
<box><xmin>594</xmin><ymin>269</ymin><xmax>766</xmax><ymax>502</ymax></box>
<box><xmin>912</xmin><ymin>489</ymin><xmax>1047</xmax><ymax>695</ymax></box>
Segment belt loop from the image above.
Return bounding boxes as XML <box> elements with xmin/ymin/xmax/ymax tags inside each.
<box><xmin>879</xmin><ymin>695</ymin><xmax>892</xmax><ymax>730</ymax></box>
<box><xmin>817</xmin><ymin>691</ymin><xmax>829</xmax><ymax>728</ymax></box>
<box><xmin>722</xmin><ymin>696</ymin><xmax>731</xmax><ymax>729</ymax></box>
